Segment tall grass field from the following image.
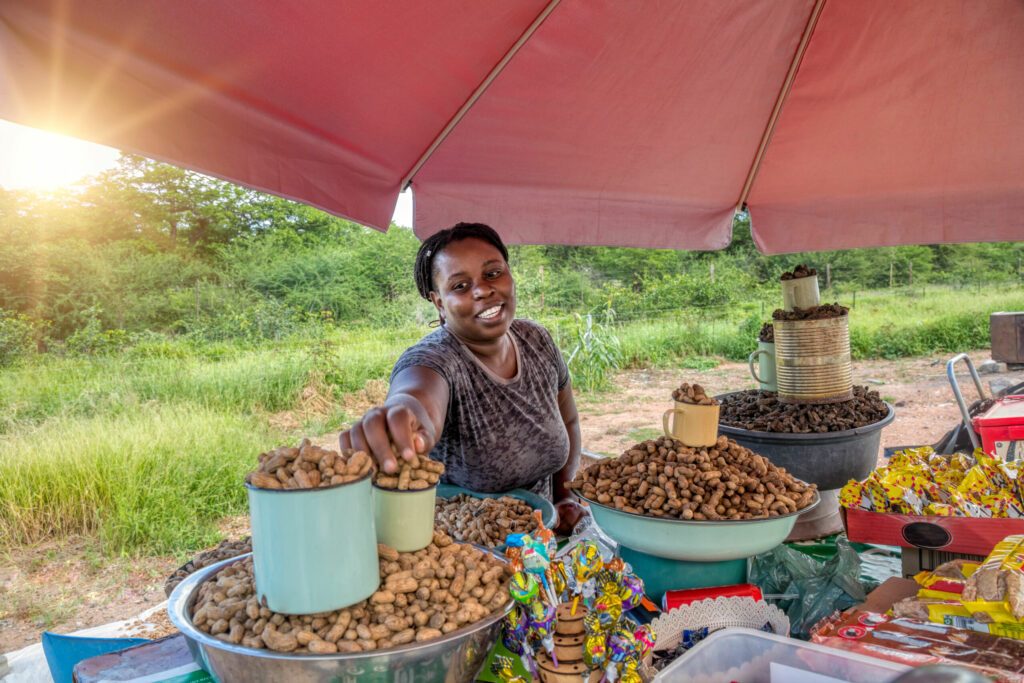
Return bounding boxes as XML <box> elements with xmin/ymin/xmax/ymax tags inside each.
<box><xmin>2</xmin><ymin>285</ymin><xmax>1022</xmax><ymax>557</ymax></box>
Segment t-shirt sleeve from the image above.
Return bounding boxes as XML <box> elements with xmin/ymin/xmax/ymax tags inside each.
<box><xmin>390</xmin><ymin>337</ymin><xmax>451</xmax><ymax>385</ymax></box>
<box><xmin>530</xmin><ymin>321</ymin><xmax>570</xmax><ymax>390</ymax></box>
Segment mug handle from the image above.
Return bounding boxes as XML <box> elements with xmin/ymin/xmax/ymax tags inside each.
<box><xmin>749</xmin><ymin>349</ymin><xmax>769</xmax><ymax>384</ymax></box>
<box><xmin>662</xmin><ymin>408</ymin><xmax>683</xmax><ymax>438</ymax></box>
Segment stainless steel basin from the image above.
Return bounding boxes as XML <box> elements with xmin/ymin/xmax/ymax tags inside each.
<box><xmin>167</xmin><ymin>553</ymin><xmax>510</xmax><ymax>682</ymax></box>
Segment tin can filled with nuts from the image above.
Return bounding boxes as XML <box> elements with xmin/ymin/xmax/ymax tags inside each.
<box><xmin>373</xmin><ymin>453</ymin><xmax>445</xmax><ymax>552</ymax></box>
<box><xmin>245</xmin><ymin>440</ymin><xmax>379</xmax><ymax>614</ymax></box>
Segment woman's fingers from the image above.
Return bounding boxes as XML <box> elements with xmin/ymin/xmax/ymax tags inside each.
<box><xmin>362</xmin><ymin>409</ymin><xmax>399</xmax><ymax>473</ymax></box>
<box><xmin>350</xmin><ymin>409</ymin><xmax>398</xmax><ymax>474</ymax></box>
<box><xmin>386</xmin><ymin>405</ymin><xmax>434</xmax><ymax>461</ymax></box>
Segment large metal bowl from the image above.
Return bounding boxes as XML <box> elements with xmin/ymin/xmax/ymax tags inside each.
<box><xmin>575</xmin><ymin>490</ymin><xmax>819</xmax><ymax>562</ymax></box>
<box><xmin>168</xmin><ymin>553</ymin><xmax>510</xmax><ymax>682</ymax></box>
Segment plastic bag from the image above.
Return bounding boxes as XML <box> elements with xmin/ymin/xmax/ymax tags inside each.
<box><xmin>750</xmin><ymin>534</ymin><xmax>867</xmax><ymax>639</ymax></box>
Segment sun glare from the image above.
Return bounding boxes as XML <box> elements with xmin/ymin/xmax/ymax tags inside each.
<box><xmin>0</xmin><ymin>119</ymin><xmax>120</xmax><ymax>191</ymax></box>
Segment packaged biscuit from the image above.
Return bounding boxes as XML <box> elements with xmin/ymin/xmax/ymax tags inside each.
<box><xmin>963</xmin><ymin>535</ymin><xmax>1024</xmax><ymax>623</ymax></box>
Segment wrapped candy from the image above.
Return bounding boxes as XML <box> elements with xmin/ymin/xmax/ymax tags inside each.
<box><xmin>490</xmin><ymin>654</ymin><xmax>528</xmax><ymax>683</ymax></box>
<box><xmin>527</xmin><ymin>600</ymin><xmax>558</xmax><ymax>666</ymax></box>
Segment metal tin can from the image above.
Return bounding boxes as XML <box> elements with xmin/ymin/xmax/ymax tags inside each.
<box><xmin>774</xmin><ymin>316</ymin><xmax>853</xmax><ymax>404</ymax></box>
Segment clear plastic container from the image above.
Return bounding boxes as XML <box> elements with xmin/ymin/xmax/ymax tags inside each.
<box><xmin>653</xmin><ymin>627</ymin><xmax>909</xmax><ymax>683</ymax></box>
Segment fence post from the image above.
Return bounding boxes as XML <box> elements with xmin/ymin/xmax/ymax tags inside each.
<box><xmin>826</xmin><ymin>263</ymin><xmax>832</xmax><ymax>290</ymax></box>
<box><xmin>908</xmin><ymin>261</ymin><xmax>913</xmax><ymax>286</ymax></box>
<box><xmin>852</xmin><ymin>291</ymin><xmax>857</xmax><ymax>309</ymax></box>
<box><xmin>889</xmin><ymin>262</ymin><xmax>894</xmax><ymax>288</ymax></box>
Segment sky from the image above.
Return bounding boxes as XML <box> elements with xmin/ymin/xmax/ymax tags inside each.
<box><xmin>0</xmin><ymin>119</ymin><xmax>414</xmax><ymax>227</ymax></box>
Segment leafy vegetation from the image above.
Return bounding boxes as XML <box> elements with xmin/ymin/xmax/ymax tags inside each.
<box><xmin>2</xmin><ymin>155</ymin><xmax>1023</xmax><ymax>555</ymax></box>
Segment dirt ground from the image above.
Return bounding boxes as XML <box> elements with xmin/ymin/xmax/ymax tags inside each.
<box><xmin>3</xmin><ymin>352</ymin><xmax>1020</xmax><ymax>654</ymax></box>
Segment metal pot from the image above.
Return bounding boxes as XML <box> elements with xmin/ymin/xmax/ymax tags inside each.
<box><xmin>167</xmin><ymin>554</ymin><xmax>510</xmax><ymax>683</ymax></box>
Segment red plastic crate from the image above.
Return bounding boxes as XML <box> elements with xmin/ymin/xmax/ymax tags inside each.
<box><xmin>844</xmin><ymin>507</ymin><xmax>1024</xmax><ymax>556</ymax></box>
<box><xmin>973</xmin><ymin>394</ymin><xmax>1024</xmax><ymax>458</ymax></box>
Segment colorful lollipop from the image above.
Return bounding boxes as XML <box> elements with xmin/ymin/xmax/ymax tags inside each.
<box><xmin>619</xmin><ymin>572</ymin><xmax>645</xmax><ymax>611</ymax></box>
<box><xmin>618</xmin><ymin>659</ymin><xmax>643</xmax><ymax>683</ymax></box>
<box><xmin>509</xmin><ymin>571</ymin><xmax>539</xmax><ymax>605</ymax></box>
<box><xmin>582</xmin><ymin>613</ymin><xmax>608</xmax><ymax>670</ymax></box>
<box><xmin>633</xmin><ymin>623</ymin><xmax>656</xmax><ymax>658</ymax></box>
<box><xmin>501</xmin><ymin>605</ymin><xmax>537</xmax><ymax>679</ymax></box>
<box><xmin>527</xmin><ymin>599</ymin><xmax>558</xmax><ymax>667</ymax></box>
<box><xmin>594</xmin><ymin>581</ymin><xmax>624</xmax><ymax>628</ymax></box>
<box><xmin>569</xmin><ymin>541</ymin><xmax>602</xmax><ymax>614</ymax></box>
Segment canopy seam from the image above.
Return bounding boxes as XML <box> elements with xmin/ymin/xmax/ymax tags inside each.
<box><xmin>738</xmin><ymin>0</ymin><xmax>828</xmax><ymax>211</ymax></box>
<box><xmin>399</xmin><ymin>0</ymin><xmax>563</xmax><ymax>191</ymax></box>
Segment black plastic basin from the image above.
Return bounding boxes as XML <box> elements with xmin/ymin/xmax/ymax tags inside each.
<box><xmin>716</xmin><ymin>394</ymin><xmax>895</xmax><ymax>490</ymax></box>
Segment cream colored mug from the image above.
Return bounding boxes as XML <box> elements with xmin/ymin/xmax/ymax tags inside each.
<box><xmin>662</xmin><ymin>401</ymin><xmax>720</xmax><ymax>447</ymax></box>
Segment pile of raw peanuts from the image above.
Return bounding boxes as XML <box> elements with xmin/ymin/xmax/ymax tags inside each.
<box><xmin>191</xmin><ymin>531</ymin><xmax>510</xmax><ymax>653</ymax></box>
<box><xmin>570</xmin><ymin>435</ymin><xmax>817</xmax><ymax>521</ymax></box>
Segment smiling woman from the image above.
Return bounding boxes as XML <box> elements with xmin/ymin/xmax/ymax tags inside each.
<box><xmin>0</xmin><ymin>119</ymin><xmax>120</xmax><ymax>190</ymax></box>
<box><xmin>341</xmin><ymin>223</ymin><xmax>586</xmax><ymax>534</ymax></box>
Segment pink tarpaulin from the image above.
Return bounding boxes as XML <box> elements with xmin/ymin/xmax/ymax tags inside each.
<box><xmin>1</xmin><ymin>1</ymin><xmax>1022</xmax><ymax>253</ymax></box>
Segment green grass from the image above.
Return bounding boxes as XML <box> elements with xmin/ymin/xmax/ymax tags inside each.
<box><xmin>0</xmin><ymin>405</ymin><xmax>280</xmax><ymax>554</ymax></box>
<box><xmin>2</xmin><ymin>285</ymin><xmax>1023</xmax><ymax>557</ymax></box>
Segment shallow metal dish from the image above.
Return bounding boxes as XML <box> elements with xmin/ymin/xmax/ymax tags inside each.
<box><xmin>167</xmin><ymin>553</ymin><xmax>510</xmax><ymax>683</ymax></box>
<box><xmin>574</xmin><ymin>490</ymin><xmax>819</xmax><ymax>561</ymax></box>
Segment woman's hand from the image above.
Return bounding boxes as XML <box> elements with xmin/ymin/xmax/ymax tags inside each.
<box><xmin>554</xmin><ymin>498</ymin><xmax>586</xmax><ymax>536</ymax></box>
<box><xmin>339</xmin><ymin>402</ymin><xmax>434</xmax><ymax>474</ymax></box>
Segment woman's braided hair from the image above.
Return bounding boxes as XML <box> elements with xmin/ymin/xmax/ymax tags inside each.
<box><xmin>414</xmin><ymin>223</ymin><xmax>509</xmax><ymax>300</ymax></box>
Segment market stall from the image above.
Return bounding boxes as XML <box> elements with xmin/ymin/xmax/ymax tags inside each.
<box><xmin>3</xmin><ymin>1</ymin><xmax>1024</xmax><ymax>681</ymax></box>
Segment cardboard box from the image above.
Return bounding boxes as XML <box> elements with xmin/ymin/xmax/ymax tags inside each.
<box><xmin>844</xmin><ymin>507</ymin><xmax>1024</xmax><ymax>556</ymax></box>
<box><xmin>858</xmin><ymin>577</ymin><xmax>920</xmax><ymax>613</ymax></box>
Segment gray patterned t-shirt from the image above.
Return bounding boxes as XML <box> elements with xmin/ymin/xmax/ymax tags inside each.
<box><xmin>390</xmin><ymin>319</ymin><xmax>570</xmax><ymax>500</ymax></box>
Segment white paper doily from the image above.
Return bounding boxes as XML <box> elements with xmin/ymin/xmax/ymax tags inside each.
<box><xmin>650</xmin><ymin>597</ymin><xmax>790</xmax><ymax>652</ymax></box>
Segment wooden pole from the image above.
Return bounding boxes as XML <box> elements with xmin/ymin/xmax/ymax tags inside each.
<box><xmin>889</xmin><ymin>262</ymin><xmax>894</xmax><ymax>288</ymax></box>
<box><xmin>826</xmin><ymin>263</ymin><xmax>832</xmax><ymax>289</ymax></box>
<box><xmin>710</xmin><ymin>262</ymin><xmax>715</xmax><ymax>283</ymax></box>
<box><xmin>908</xmin><ymin>261</ymin><xmax>913</xmax><ymax>286</ymax></box>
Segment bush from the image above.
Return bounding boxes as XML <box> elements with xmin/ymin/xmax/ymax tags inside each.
<box><xmin>66</xmin><ymin>319</ymin><xmax>130</xmax><ymax>355</ymax></box>
<box><xmin>0</xmin><ymin>309</ymin><xmax>42</xmax><ymax>366</ymax></box>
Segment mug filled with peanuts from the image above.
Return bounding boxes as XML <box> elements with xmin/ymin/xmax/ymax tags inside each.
<box><xmin>663</xmin><ymin>382</ymin><xmax>721</xmax><ymax>447</ymax></box>
<box><xmin>245</xmin><ymin>440</ymin><xmax>380</xmax><ymax>613</ymax></box>
<box><xmin>373</xmin><ymin>450</ymin><xmax>446</xmax><ymax>553</ymax></box>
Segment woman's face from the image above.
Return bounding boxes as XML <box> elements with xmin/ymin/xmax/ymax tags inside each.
<box><xmin>429</xmin><ymin>238</ymin><xmax>516</xmax><ymax>342</ymax></box>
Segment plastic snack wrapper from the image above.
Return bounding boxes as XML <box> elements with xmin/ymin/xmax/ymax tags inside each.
<box><xmin>813</xmin><ymin>610</ymin><xmax>1024</xmax><ymax>682</ymax></box>
<box><xmin>840</xmin><ymin>447</ymin><xmax>1024</xmax><ymax>518</ymax></box>
<box><xmin>963</xmin><ymin>535</ymin><xmax>1024</xmax><ymax>623</ymax></box>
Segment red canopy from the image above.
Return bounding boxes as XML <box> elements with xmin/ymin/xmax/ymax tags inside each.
<box><xmin>2</xmin><ymin>1</ymin><xmax>1022</xmax><ymax>253</ymax></box>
